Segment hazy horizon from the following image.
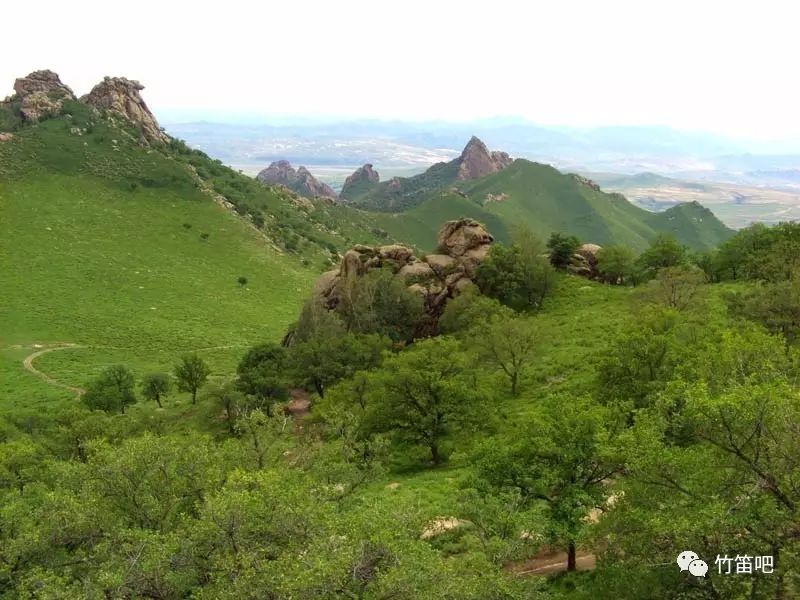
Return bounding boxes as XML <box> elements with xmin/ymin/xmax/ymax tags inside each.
<box><xmin>5</xmin><ymin>0</ymin><xmax>800</xmax><ymax>141</ymax></box>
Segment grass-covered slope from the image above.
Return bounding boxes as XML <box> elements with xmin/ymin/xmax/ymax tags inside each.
<box><xmin>0</xmin><ymin>102</ymin><xmax>335</xmax><ymax>409</ymax></box>
<box><xmin>369</xmin><ymin>159</ymin><xmax>734</xmax><ymax>252</ymax></box>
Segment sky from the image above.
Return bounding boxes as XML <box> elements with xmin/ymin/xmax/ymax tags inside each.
<box><xmin>3</xmin><ymin>0</ymin><xmax>800</xmax><ymax>139</ymax></box>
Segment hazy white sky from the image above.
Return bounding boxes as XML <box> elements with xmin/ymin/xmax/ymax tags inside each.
<box><xmin>3</xmin><ymin>0</ymin><xmax>799</xmax><ymax>138</ymax></box>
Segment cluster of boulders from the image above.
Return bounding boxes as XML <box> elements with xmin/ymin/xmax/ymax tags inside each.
<box><xmin>12</xmin><ymin>70</ymin><xmax>76</xmax><ymax>122</ymax></box>
<box><xmin>314</xmin><ymin>218</ymin><xmax>494</xmax><ymax>330</ymax></box>
<box><xmin>4</xmin><ymin>70</ymin><xmax>167</xmax><ymax>146</ymax></box>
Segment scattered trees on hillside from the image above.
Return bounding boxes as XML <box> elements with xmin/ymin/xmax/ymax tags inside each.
<box><xmin>83</xmin><ymin>364</ymin><xmax>137</xmax><ymax>414</ymax></box>
<box><xmin>140</xmin><ymin>373</ymin><xmax>171</xmax><ymax>408</ymax></box>
<box><xmin>726</xmin><ymin>279</ymin><xmax>800</xmax><ymax>343</ymax></box>
<box><xmin>174</xmin><ymin>354</ymin><xmax>211</xmax><ymax>404</ymax></box>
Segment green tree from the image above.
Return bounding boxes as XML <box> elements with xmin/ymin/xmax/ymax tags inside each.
<box><xmin>640</xmin><ymin>265</ymin><xmax>705</xmax><ymax>310</ymax></box>
<box><xmin>207</xmin><ymin>382</ymin><xmax>247</xmax><ymax>435</ymax></box>
<box><xmin>140</xmin><ymin>373</ymin><xmax>171</xmax><ymax>408</ymax></box>
<box><xmin>236</xmin><ymin>343</ymin><xmax>287</xmax><ymax>416</ymax></box>
<box><xmin>438</xmin><ymin>286</ymin><xmax>512</xmax><ymax>336</ymax></box>
<box><xmin>365</xmin><ymin>338</ymin><xmax>488</xmax><ymax>465</ymax></box>
<box><xmin>636</xmin><ymin>234</ymin><xmax>686</xmax><ymax>279</ymax></box>
<box><xmin>596</xmin><ymin>245</ymin><xmax>635</xmax><ymax>285</ymax></box>
<box><xmin>336</xmin><ymin>268</ymin><xmax>424</xmax><ymax>342</ymax></box>
<box><xmin>726</xmin><ymin>278</ymin><xmax>800</xmax><ymax>343</ymax></box>
<box><xmin>174</xmin><ymin>354</ymin><xmax>210</xmax><ymax>404</ymax></box>
<box><xmin>470</xmin><ymin>315</ymin><xmax>538</xmax><ymax>396</ymax></box>
<box><xmin>475</xmin><ymin>241</ymin><xmax>556</xmax><ymax>311</ymax></box>
<box><xmin>82</xmin><ymin>364</ymin><xmax>137</xmax><ymax>414</ymax></box>
<box><xmin>288</xmin><ymin>332</ymin><xmax>388</xmax><ymax>398</ymax></box>
<box><xmin>547</xmin><ymin>232</ymin><xmax>581</xmax><ymax>269</ymax></box>
<box><xmin>472</xmin><ymin>397</ymin><xmax>622</xmax><ymax>572</ymax></box>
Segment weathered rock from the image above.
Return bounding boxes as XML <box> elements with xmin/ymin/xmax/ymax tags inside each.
<box><xmin>341</xmin><ymin>249</ymin><xmax>366</xmax><ymax>278</ymax></box>
<box><xmin>256</xmin><ymin>160</ymin><xmax>338</xmax><ymax>200</ymax></box>
<box><xmin>83</xmin><ymin>77</ymin><xmax>167</xmax><ymax>144</ymax></box>
<box><xmin>455</xmin><ymin>136</ymin><xmax>513</xmax><ymax>181</ymax></box>
<box><xmin>12</xmin><ymin>70</ymin><xmax>75</xmax><ymax>122</ymax></box>
<box><xmin>341</xmin><ymin>163</ymin><xmax>380</xmax><ymax>199</ymax></box>
<box><xmin>378</xmin><ymin>244</ymin><xmax>414</xmax><ymax>264</ymax></box>
<box><xmin>0</xmin><ymin>132</ymin><xmax>13</xmax><ymax>142</ymax></box>
<box><xmin>436</xmin><ymin>218</ymin><xmax>493</xmax><ymax>257</ymax></box>
<box><xmin>398</xmin><ymin>261</ymin><xmax>436</xmax><ymax>281</ymax></box>
<box><xmin>314</xmin><ymin>269</ymin><xmax>340</xmax><ymax>297</ymax></box>
<box><xmin>423</xmin><ymin>254</ymin><xmax>457</xmax><ymax>274</ymax></box>
<box><xmin>573</xmin><ymin>243</ymin><xmax>602</xmax><ymax>278</ymax></box>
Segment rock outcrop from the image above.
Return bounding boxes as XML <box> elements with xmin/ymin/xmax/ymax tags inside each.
<box><xmin>256</xmin><ymin>160</ymin><xmax>338</xmax><ymax>200</ymax></box>
<box><xmin>340</xmin><ymin>163</ymin><xmax>380</xmax><ymax>199</ymax></box>
<box><xmin>569</xmin><ymin>243</ymin><xmax>602</xmax><ymax>278</ymax></box>
<box><xmin>12</xmin><ymin>70</ymin><xmax>76</xmax><ymax>122</ymax></box>
<box><xmin>313</xmin><ymin>219</ymin><xmax>493</xmax><ymax>335</ymax></box>
<box><xmin>455</xmin><ymin>136</ymin><xmax>513</xmax><ymax>181</ymax></box>
<box><xmin>83</xmin><ymin>77</ymin><xmax>167</xmax><ymax>144</ymax></box>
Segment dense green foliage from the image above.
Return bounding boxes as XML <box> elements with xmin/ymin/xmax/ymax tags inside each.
<box><xmin>7</xmin><ymin>93</ymin><xmax>800</xmax><ymax>598</ymax></box>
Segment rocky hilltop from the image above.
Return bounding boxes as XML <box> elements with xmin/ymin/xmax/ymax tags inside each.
<box><xmin>83</xmin><ymin>77</ymin><xmax>167</xmax><ymax>144</ymax></box>
<box><xmin>455</xmin><ymin>136</ymin><xmax>513</xmax><ymax>181</ymax></box>
<box><xmin>340</xmin><ymin>163</ymin><xmax>380</xmax><ymax>200</ymax></box>
<box><xmin>313</xmin><ymin>218</ymin><xmax>493</xmax><ymax>335</ymax></box>
<box><xmin>12</xmin><ymin>70</ymin><xmax>76</xmax><ymax>122</ymax></box>
<box><xmin>2</xmin><ymin>70</ymin><xmax>166</xmax><ymax>145</ymax></box>
<box><xmin>256</xmin><ymin>160</ymin><xmax>338</xmax><ymax>200</ymax></box>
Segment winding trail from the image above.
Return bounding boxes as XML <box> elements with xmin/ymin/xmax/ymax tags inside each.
<box><xmin>21</xmin><ymin>343</ymin><xmax>86</xmax><ymax>399</ymax></box>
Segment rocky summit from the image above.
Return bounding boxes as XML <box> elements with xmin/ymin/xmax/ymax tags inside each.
<box><xmin>313</xmin><ymin>218</ymin><xmax>493</xmax><ymax>336</ymax></box>
<box><xmin>340</xmin><ymin>163</ymin><xmax>380</xmax><ymax>199</ymax></box>
<box><xmin>256</xmin><ymin>160</ymin><xmax>338</xmax><ymax>200</ymax></box>
<box><xmin>83</xmin><ymin>77</ymin><xmax>167</xmax><ymax>144</ymax></box>
<box><xmin>455</xmin><ymin>136</ymin><xmax>513</xmax><ymax>181</ymax></box>
<box><xmin>12</xmin><ymin>70</ymin><xmax>76</xmax><ymax>122</ymax></box>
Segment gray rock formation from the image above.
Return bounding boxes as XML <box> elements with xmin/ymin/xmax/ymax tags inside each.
<box><xmin>257</xmin><ymin>160</ymin><xmax>338</xmax><ymax>200</ymax></box>
<box><xmin>341</xmin><ymin>163</ymin><xmax>380</xmax><ymax>199</ymax></box>
<box><xmin>83</xmin><ymin>77</ymin><xmax>167</xmax><ymax>144</ymax></box>
<box><xmin>12</xmin><ymin>70</ymin><xmax>76</xmax><ymax>122</ymax></box>
<box><xmin>569</xmin><ymin>243</ymin><xmax>602</xmax><ymax>278</ymax></box>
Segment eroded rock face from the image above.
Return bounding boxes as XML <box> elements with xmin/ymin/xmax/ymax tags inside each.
<box><xmin>455</xmin><ymin>136</ymin><xmax>513</xmax><ymax>181</ymax></box>
<box><xmin>569</xmin><ymin>243</ymin><xmax>603</xmax><ymax>278</ymax></box>
<box><xmin>12</xmin><ymin>70</ymin><xmax>75</xmax><ymax>122</ymax></box>
<box><xmin>341</xmin><ymin>163</ymin><xmax>380</xmax><ymax>198</ymax></box>
<box><xmin>83</xmin><ymin>77</ymin><xmax>167</xmax><ymax>144</ymax></box>
<box><xmin>312</xmin><ymin>219</ymin><xmax>494</xmax><ymax>336</ymax></box>
<box><xmin>436</xmin><ymin>218</ymin><xmax>494</xmax><ymax>257</ymax></box>
<box><xmin>257</xmin><ymin>161</ymin><xmax>338</xmax><ymax>200</ymax></box>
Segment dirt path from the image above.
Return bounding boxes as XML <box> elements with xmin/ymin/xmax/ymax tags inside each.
<box><xmin>505</xmin><ymin>550</ymin><xmax>596</xmax><ymax>576</ymax></box>
<box><xmin>21</xmin><ymin>343</ymin><xmax>85</xmax><ymax>399</ymax></box>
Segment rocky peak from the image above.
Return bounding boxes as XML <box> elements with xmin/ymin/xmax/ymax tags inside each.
<box><xmin>340</xmin><ymin>164</ymin><xmax>380</xmax><ymax>199</ymax></box>
<box><xmin>11</xmin><ymin>70</ymin><xmax>76</xmax><ymax>122</ymax></box>
<box><xmin>256</xmin><ymin>161</ymin><xmax>338</xmax><ymax>200</ymax></box>
<box><xmin>456</xmin><ymin>136</ymin><xmax>512</xmax><ymax>181</ymax></box>
<box><xmin>83</xmin><ymin>77</ymin><xmax>167</xmax><ymax>144</ymax></box>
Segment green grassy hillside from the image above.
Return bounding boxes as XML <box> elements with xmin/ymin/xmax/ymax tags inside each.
<box><xmin>0</xmin><ymin>102</ymin><xmax>354</xmax><ymax>410</ymax></box>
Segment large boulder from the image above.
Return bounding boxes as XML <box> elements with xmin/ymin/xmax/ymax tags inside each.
<box><xmin>12</xmin><ymin>70</ymin><xmax>75</xmax><ymax>122</ymax></box>
<box><xmin>83</xmin><ymin>76</ymin><xmax>167</xmax><ymax>144</ymax></box>
<box><xmin>398</xmin><ymin>261</ymin><xmax>436</xmax><ymax>282</ymax></box>
<box><xmin>436</xmin><ymin>218</ymin><xmax>493</xmax><ymax>257</ymax></box>
<box><xmin>573</xmin><ymin>243</ymin><xmax>602</xmax><ymax>278</ymax></box>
